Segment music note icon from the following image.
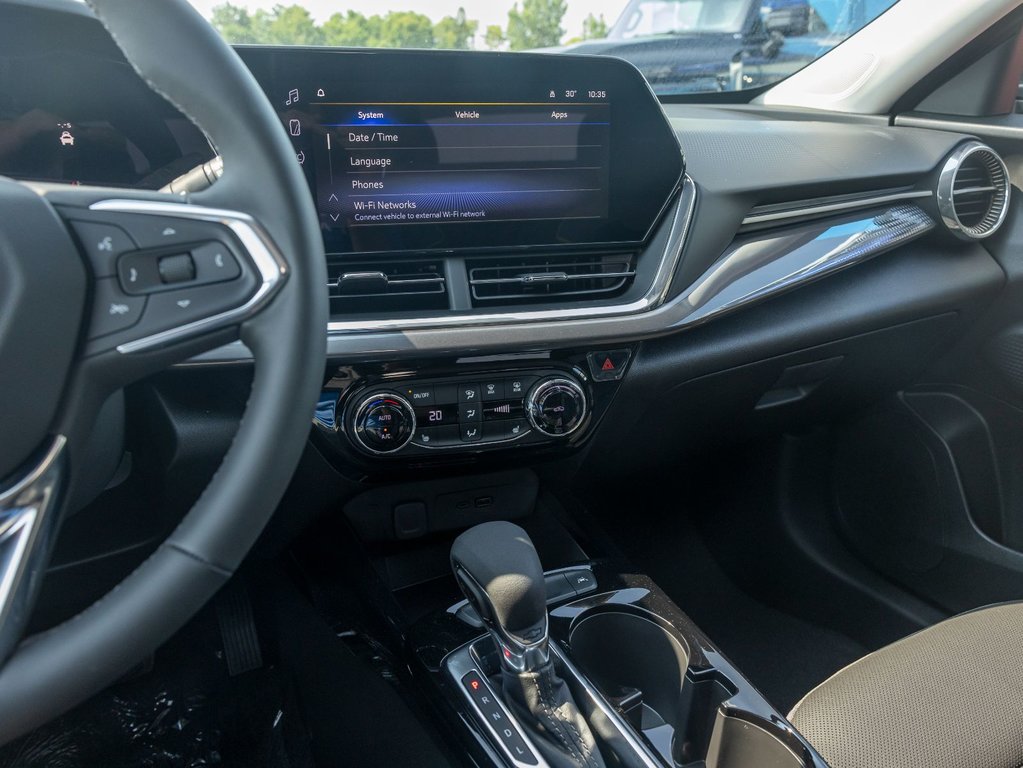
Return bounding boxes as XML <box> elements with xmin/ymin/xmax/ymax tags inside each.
<box><xmin>285</xmin><ymin>88</ymin><xmax>299</xmax><ymax>106</ymax></box>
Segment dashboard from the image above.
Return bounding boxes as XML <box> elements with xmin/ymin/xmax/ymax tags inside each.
<box><xmin>2</xmin><ymin>0</ymin><xmax>1015</xmax><ymax>470</ymax></box>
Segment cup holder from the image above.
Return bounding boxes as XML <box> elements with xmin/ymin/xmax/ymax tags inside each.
<box><xmin>568</xmin><ymin>606</ymin><xmax>811</xmax><ymax>768</ymax></box>
<box><xmin>569</xmin><ymin>608</ymin><xmax>694</xmax><ymax>763</ymax></box>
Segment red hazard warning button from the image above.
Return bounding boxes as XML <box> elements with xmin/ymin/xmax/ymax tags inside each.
<box><xmin>586</xmin><ymin>349</ymin><xmax>632</xmax><ymax>382</ymax></box>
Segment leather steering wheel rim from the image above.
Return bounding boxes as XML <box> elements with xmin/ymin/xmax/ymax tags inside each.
<box><xmin>0</xmin><ymin>0</ymin><xmax>327</xmax><ymax>742</ymax></box>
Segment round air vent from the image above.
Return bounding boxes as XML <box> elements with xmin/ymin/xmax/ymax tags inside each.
<box><xmin>937</xmin><ymin>141</ymin><xmax>1011</xmax><ymax>240</ymax></box>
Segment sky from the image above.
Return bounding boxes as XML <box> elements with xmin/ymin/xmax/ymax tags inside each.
<box><xmin>184</xmin><ymin>0</ymin><xmax>630</xmax><ymax>42</ymax></box>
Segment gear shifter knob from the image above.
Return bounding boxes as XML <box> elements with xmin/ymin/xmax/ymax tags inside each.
<box><xmin>450</xmin><ymin>521</ymin><xmax>549</xmax><ymax>672</ymax></box>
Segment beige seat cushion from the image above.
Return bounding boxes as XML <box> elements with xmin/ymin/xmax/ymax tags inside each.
<box><xmin>788</xmin><ymin>603</ymin><xmax>1023</xmax><ymax>768</ymax></box>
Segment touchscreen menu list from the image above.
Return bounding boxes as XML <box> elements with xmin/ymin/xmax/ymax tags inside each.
<box><xmin>309</xmin><ymin>96</ymin><xmax>610</xmax><ymax>230</ymax></box>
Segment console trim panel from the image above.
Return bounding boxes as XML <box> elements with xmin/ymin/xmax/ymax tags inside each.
<box><xmin>446</xmin><ymin>640</ymin><xmax>550</xmax><ymax>768</ymax></box>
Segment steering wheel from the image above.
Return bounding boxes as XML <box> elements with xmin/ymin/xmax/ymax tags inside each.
<box><xmin>0</xmin><ymin>0</ymin><xmax>326</xmax><ymax>742</ymax></box>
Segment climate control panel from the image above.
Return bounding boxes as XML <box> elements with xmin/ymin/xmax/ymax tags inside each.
<box><xmin>343</xmin><ymin>370</ymin><xmax>591</xmax><ymax>457</ymax></box>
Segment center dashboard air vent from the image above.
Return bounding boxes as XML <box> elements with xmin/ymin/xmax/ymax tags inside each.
<box><xmin>327</xmin><ymin>259</ymin><xmax>447</xmax><ymax>315</ymax></box>
<box><xmin>466</xmin><ymin>253</ymin><xmax>636</xmax><ymax>307</ymax></box>
<box><xmin>937</xmin><ymin>142</ymin><xmax>1011</xmax><ymax>241</ymax></box>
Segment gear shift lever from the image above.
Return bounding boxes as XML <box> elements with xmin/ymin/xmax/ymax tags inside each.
<box><xmin>450</xmin><ymin>520</ymin><xmax>550</xmax><ymax>673</ymax></box>
<box><xmin>451</xmin><ymin>522</ymin><xmax>607</xmax><ymax>768</ymax></box>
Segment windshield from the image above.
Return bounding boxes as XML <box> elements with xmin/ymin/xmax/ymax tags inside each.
<box><xmin>188</xmin><ymin>0</ymin><xmax>899</xmax><ymax>96</ymax></box>
<box><xmin>609</xmin><ymin>0</ymin><xmax>752</xmax><ymax>38</ymax></box>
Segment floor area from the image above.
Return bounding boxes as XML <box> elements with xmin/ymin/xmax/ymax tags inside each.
<box><xmin>0</xmin><ymin>608</ymin><xmax>309</xmax><ymax>768</ymax></box>
<box><xmin>0</xmin><ymin>566</ymin><xmax>458</xmax><ymax>768</ymax></box>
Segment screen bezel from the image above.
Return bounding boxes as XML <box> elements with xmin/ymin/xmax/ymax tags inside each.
<box><xmin>238</xmin><ymin>47</ymin><xmax>685</xmax><ymax>257</ymax></box>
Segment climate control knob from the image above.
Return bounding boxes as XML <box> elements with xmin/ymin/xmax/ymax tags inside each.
<box><xmin>526</xmin><ymin>377</ymin><xmax>587</xmax><ymax>438</ymax></box>
<box><xmin>351</xmin><ymin>392</ymin><xmax>416</xmax><ymax>455</ymax></box>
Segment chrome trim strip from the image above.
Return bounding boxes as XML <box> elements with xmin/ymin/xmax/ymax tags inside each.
<box><xmin>188</xmin><ymin>202</ymin><xmax>936</xmax><ymax>364</ymax></box>
<box><xmin>88</xmin><ymin>200</ymin><xmax>288</xmax><ymax>354</ymax></box>
<box><xmin>741</xmin><ymin>190</ymin><xmax>933</xmax><ymax>227</ymax></box>
<box><xmin>472</xmin><ymin>271</ymin><xmax>636</xmax><ymax>285</ymax></box>
<box><xmin>0</xmin><ymin>436</ymin><xmax>66</xmax><ymax>665</ymax></box>
<box><xmin>681</xmin><ymin>205</ymin><xmax>935</xmax><ymax>327</ymax></box>
<box><xmin>324</xmin><ymin>176</ymin><xmax>697</xmax><ymax>333</ymax></box>
<box><xmin>894</xmin><ymin>114</ymin><xmax>1023</xmax><ymax>141</ymax></box>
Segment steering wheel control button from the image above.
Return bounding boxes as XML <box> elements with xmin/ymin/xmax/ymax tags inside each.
<box><xmin>128</xmin><ymin>277</ymin><xmax>258</xmax><ymax>340</ymax></box>
<box><xmin>526</xmin><ymin>377</ymin><xmax>587</xmax><ymax>438</ymax></box>
<box><xmin>117</xmin><ymin>241</ymin><xmax>244</xmax><ymax>296</ymax></box>
<box><xmin>157</xmin><ymin>253</ymin><xmax>196</xmax><ymax>284</ymax></box>
<box><xmin>88</xmin><ymin>278</ymin><xmax>146</xmax><ymax>338</ymax></box>
<box><xmin>117</xmin><ymin>252</ymin><xmax>163</xmax><ymax>294</ymax></box>
<box><xmin>587</xmin><ymin>349</ymin><xmax>632</xmax><ymax>382</ymax></box>
<box><xmin>104</xmin><ymin>213</ymin><xmax>224</xmax><ymax>250</ymax></box>
<box><xmin>70</xmin><ymin>220</ymin><xmax>137</xmax><ymax>277</ymax></box>
<box><xmin>458</xmin><ymin>383</ymin><xmax>481</xmax><ymax>403</ymax></box>
<box><xmin>352</xmin><ymin>393</ymin><xmax>415</xmax><ymax>454</ymax></box>
<box><xmin>192</xmin><ymin>242</ymin><xmax>241</xmax><ymax>283</ymax></box>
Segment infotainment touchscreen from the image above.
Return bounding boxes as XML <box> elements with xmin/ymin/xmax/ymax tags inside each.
<box><xmin>319</xmin><ymin>99</ymin><xmax>609</xmax><ymax>231</ymax></box>
<box><xmin>238</xmin><ymin>48</ymin><xmax>683</xmax><ymax>255</ymax></box>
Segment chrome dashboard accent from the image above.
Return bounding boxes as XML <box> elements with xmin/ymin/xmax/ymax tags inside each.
<box><xmin>0</xmin><ymin>436</ymin><xmax>66</xmax><ymax>666</ymax></box>
<box><xmin>678</xmin><ymin>204</ymin><xmax>936</xmax><ymax>327</ymax></box>
<box><xmin>741</xmin><ymin>189</ymin><xmax>933</xmax><ymax>228</ymax></box>
<box><xmin>88</xmin><ymin>199</ymin><xmax>288</xmax><ymax>354</ymax></box>
<box><xmin>895</xmin><ymin>113</ymin><xmax>1023</xmax><ymax>141</ymax></box>
<box><xmin>187</xmin><ymin>201</ymin><xmax>937</xmax><ymax>365</ymax></box>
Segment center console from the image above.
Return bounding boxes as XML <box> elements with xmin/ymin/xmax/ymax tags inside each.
<box><xmin>411</xmin><ymin>542</ymin><xmax>831</xmax><ymax>768</ymax></box>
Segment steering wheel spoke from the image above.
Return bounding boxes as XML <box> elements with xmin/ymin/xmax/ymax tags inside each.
<box><xmin>57</xmin><ymin>197</ymin><xmax>287</xmax><ymax>364</ymax></box>
<box><xmin>0</xmin><ymin>437</ymin><xmax>66</xmax><ymax>668</ymax></box>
